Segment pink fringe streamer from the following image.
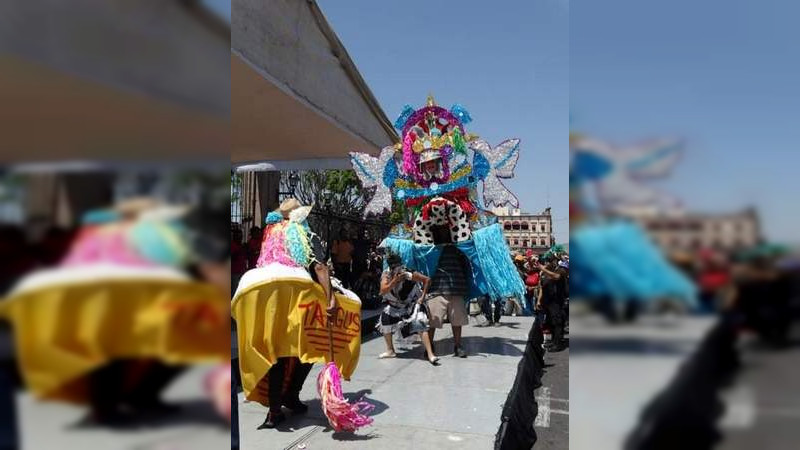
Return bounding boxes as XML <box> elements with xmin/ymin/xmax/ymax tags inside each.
<box><xmin>256</xmin><ymin>223</ymin><xmax>300</xmax><ymax>268</ymax></box>
<box><xmin>316</xmin><ymin>362</ymin><xmax>374</xmax><ymax>432</ymax></box>
<box><xmin>62</xmin><ymin>225</ymin><xmax>153</xmax><ymax>267</ymax></box>
<box><xmin>204</xmin><ymin>363</ymin><xmax>231</xmax><ymax>423</ymax></box>
<box><xmin>402</xmin><ymin>133</ymin><xmax>420</xmax><ymax>179</ymax></box>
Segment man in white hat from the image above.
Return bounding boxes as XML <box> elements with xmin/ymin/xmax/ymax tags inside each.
<box><xmin>419</xmin><ymin>149</ymin><xmax>443</xmax><ymax>182</ymax></box>
<box><xmin>257</xmin><ymin>198</ymin><xmax>335</xmax><ymax>429</ymax></box>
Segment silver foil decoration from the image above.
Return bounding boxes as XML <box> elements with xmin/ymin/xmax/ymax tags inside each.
<box><xmin>349</xmin><ymin>146</ymin><xmax>397</xmax><ymax>217</ymax></box>
<box><xmin>470</xmin><ymin>139</ymin><xmax>521</xmax><ymax>207</ymax></box>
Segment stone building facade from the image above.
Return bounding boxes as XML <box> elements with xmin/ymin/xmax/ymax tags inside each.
<box><xmin>493</xmin><ymin>206</ymin><xmax>554</xmax><ymax>254</ymax></box>
<box><xmin>624</xmin><ymin>207</ymin><xmax>762</xmax><ymax>254</ymax></box>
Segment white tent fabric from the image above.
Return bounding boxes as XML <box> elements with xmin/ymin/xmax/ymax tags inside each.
<box><xmin>232</xmin><ymin>0</ymin><xmax>396</xmax><ymax>166</ymax></box>
<box><xmin>0</xmin><ymin>1</ymin><xmax>230</xmax><ymax>162</ymax></box>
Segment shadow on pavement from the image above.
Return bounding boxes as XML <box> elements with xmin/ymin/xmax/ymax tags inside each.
<box><xmin>331</xmin><ymin>431</ymin><xmax>379</xmax><ymax>441</ymax></box>
<box><xmin>569</xmin><ymin>336</ymin><xmax>695</xmax><ymax>356</ymax></box>
<box><xmin>451</xmin><ymin>336</ymin><xmax>527</xmax><ymax>357</ymax></box>
<box><xmin>490</xmin><ymin>322</ymin><xmax>522</xmax><ymax>329</ymax></box>
<box><xmin>69</xmin><ymin>398</ymin><xmax>228</xmax><ymax>431</ymax></box>
<box><xmin>263</xmin><ymin>390</ymin><xmax>388</xmax><ymax>437</ymax></box>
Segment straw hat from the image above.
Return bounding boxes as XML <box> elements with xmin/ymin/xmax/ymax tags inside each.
<box><xmin>113</xmin><ymin>197</ymin><xmax>160</xmax><ymax>218</ymax></box>
<box><xmin>278</xmin><ymin>198</ymin><xmax>302</xmax><ymax>219</ymax></box>
<box><xmin>277</xmin><ymin>198</ymin><xmax>314</xmax><ymax>223</ymax></box>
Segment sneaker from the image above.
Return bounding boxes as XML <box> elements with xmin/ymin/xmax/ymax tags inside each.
<box><xmin>257</xmin><ymin>411</ymin><xmax>286</xmax><ymax>429</ymax></box>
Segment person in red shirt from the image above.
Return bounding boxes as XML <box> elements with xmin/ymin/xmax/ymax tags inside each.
<box><xmin>697</xmin><ymin>249</ymin><xmax>731</xmax><ymax>314</ymax></box>
<box><xmin>524</xmin><ymin>261</ymin><xmax>541</xmax><ymax>315</ymax></box>
<box><xmin>247</xmin><ymin>226</ymin><xmax>262</xmax><ymax>269</ymax></box>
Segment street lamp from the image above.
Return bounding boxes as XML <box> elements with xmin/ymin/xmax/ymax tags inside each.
<box><xmin>287</xmin><ymin>171</ymin><xmax>300</xmax><ymax>195</ymax></box>
<box><xmin>321</xmin><ymin>189</ymin><xmax>333</xmax><ymax>258</ymax></box>
<box><xmin>279</xmin><ymin>171</ymin><xmax>301</xmax><ymax>200</ymax></box>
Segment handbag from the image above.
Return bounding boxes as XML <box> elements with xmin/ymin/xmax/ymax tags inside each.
<box><xmin>468</xmin><ymin>298</ymin><xmax>482</xmax><ymax>316</ymax></box>
<box><xmin>400</xmin><ymin>303</ymin><xmax>430</xmax><ymax>338</ymax></box>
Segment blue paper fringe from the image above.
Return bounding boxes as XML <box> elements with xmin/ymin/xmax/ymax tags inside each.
<box><xmin>571</xmin><ymin>221</ymin><xmax>696</xmax><ymax>306</ymax></box>
<box><xmin>450</xmin><ymin>104</ymin><xmax>473</xmax><ymax>125</ymax></box>
<box><xmin>81</xmin><ymin>209</ymin><xmax>120</xmax><ymax>225</ymax></box>
<box><xmin>265</xmin><ymin>211</ymin><xmax>282</xmax><ymax>225</ymax></box>
<box><xmin>472</xmin><ymin>224</ymin><xmax>526</xmax><ymax>300</ymax></box>
<box><xmin>285</xmin><ymin>222</ymin><xmax>312</xmax><ymax>267</ymax></box>
<box><xmin>394</xmin><ymin>104</ymin><xmax>416</xmax><ymax>130</ymax></box>
<box><xmin>380</xmin><ymin>238</ymin><xmax>439</xmax><ymax>276</ymax></box>
<box><xmin>380</xmin><ymin>224</ymin><xmax>525</xmax><ymax>300</ymax></box>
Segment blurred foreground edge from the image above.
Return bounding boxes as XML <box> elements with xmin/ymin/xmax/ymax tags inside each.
<box><xmin>0</xmin><ymin>0</ymin><xmax>229</xmax><ymax>160</ymax></box>
<box><xmin>495</xmin><ymin>317</ymin><xmax>544</xmax><ymax>449</ymax></box>
<box><xmin>624</xmin><ymin>315</ymin><xmax>740</xmax><ymax>450</ymax></box>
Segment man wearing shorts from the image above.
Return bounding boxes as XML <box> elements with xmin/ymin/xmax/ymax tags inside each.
<box><xmin>426</xmin><ymin>243</ymin><xmax>471</xmax><ymax>358</ymax></box>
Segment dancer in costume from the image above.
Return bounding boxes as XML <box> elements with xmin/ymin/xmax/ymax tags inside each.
<box><xmin>254</xmin><ymin>199</ymin><xmax>334</xmax><ymax>429</ymax></box>
<box><xmin>377</xmin><ymin>252</ymin><xmax>439</xmax><ymax>365</ymax></box>
<box><xmin>233</xmin><ymin>198</ymin><xmax>372</xmax><ymax>432</ymax></box>
<box><xmin>0</xmin><ymin>198</ymin><xmax>231</xmax><ymax>426</ymax></box>
<box><xmin>350</xmin><ymin>95</ymin><xmax>527</xmax><ymax>354</ymax></box>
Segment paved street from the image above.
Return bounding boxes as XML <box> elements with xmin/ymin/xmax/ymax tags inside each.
<box><xmin>569</xmin><ymin>313</ymin><xmax>716</xmax><ymax>450</ymax></box>
<box><xmin>237</xmin><ymin>315</ymin><xmax>568</xmax><ymax>449</ymax></box>
<box><xmin>720</xmin><ymin>326</ymin><xmax>800</xmax><ymax>449</ymax></box>
<box><xmin>16</xmin><ymin>365</ymin><xmax>229</xmax><ymax>450</ymax></box>
<box><xmin>535</xmin><ymin>332</ymin><xmax>569</xmax><ymax>450</ymax></box>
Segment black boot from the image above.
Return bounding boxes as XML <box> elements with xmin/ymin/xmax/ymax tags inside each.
<box><xmin>283</xmin><ymin>397</ymin><xmax>309</xmax><ymax>414</ymax></box>
<box><xmin>257</xmin><ymin>411</ymin><xmax>285</xmax><ymax>429</ymax></box>
<box><xmin>284</xmin><ymin>361</ymin><xmax>312</xmax><ymax>414</ymax></box>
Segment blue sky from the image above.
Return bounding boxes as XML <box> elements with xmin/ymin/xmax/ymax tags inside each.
<box><xmin>572</xmin><ymin>0</ymin><xmax>800</xmax><ymax>243</ymax></box>
<box><xmin>317</xmin><ymin>0</ymin><xmax>569</xmax><ymax>243</ymax></box>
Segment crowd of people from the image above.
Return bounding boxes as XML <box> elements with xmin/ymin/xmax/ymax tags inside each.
<box><xmin>472</xmin><ymin>250</ymin><xmax>570</xmax><ymax>351</ymax></box>
<box><xmin>231</xmin><ymin>223</ymin><xmax>386</xmax><ymax>307</ymax></box>
<box><xmin>679</xmin><ymin>247</ymin><xmax>800</xmax><ymax>348</ymax></box>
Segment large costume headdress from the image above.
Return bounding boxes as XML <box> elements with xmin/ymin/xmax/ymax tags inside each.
<box><xmin>350</xmin><ymin>95</ymin><xmax>521</xmax><ymax>244</ymax></box>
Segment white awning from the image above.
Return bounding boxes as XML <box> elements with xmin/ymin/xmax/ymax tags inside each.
<box><xmin>231</xmin><ymin>0</ymin><xmax>397</xmax><ymax>166</ymax></box>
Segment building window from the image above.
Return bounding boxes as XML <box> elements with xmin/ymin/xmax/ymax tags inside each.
<box><xmin>504</xmin><ymin>221</ymin><xmax>511</xmax><ymax>230</ymax></box>
<box><xmin>523</xmin><ymin>240</ymin><xmax>529</xmax><ymax>247</ymax></box>
<box><xmin>513</xmin><ymin>239</ymin><xmax>519</xmax><ymax>245</ymax></box>
<box><xmin>512</xmin><ymin>221</ymin><xmax>520</xmax><ymax>230</ymax></box>
<box><xmin>521</xmin><ymin>222</ymin><xmax>529</xmax><ymax>230</ymax></box>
